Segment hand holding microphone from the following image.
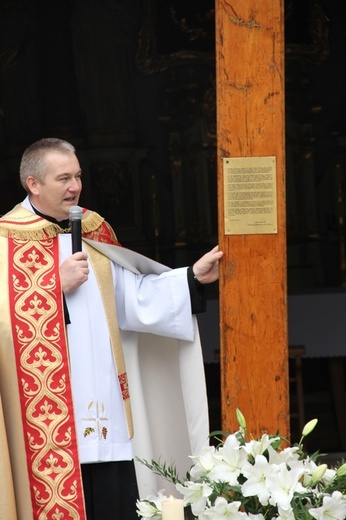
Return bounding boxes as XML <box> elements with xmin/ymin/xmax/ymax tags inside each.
<box><xmin>69</xmin><ymin>205</ymin><xmax>83</xmax><ymax>253</ymax></box>
<box><xmin>60</xmin><ymin>206</ymin><xmax>89</xmax><ymax>293</ymax></box>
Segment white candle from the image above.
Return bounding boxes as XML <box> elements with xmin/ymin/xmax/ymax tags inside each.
<box><xmin>162</xmin><ymin>496</ymin><xmax>184</xmax><ymax>520</ymax></box>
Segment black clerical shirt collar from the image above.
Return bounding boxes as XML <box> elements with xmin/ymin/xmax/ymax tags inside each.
<box><xmin>29</xmin><ymin>200</ymin><xmax>71</xmax><ymax>230</ymax></box>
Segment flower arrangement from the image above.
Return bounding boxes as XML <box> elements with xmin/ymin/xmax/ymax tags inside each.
<box><xmin>136</xmin><ymin>409</ymin><xmax>346</xmax><ymax>520</ymax></box>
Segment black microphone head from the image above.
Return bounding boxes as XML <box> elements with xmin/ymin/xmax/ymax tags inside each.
<box><xmin>69</xmin><ymin>206</ymin><xmax>83</xmax><ymax>221</ymax></box>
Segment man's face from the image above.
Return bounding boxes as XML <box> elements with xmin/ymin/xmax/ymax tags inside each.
<box><xmin>28</xmin><ymin>151</ymin><xmax>83</xmax><ymax>220</ymax></box>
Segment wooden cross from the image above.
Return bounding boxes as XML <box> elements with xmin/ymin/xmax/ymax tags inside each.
<box><xmin>215</xmin><ymin>0</ymin><xmax>289</xmax><ymax>439</ymax></box>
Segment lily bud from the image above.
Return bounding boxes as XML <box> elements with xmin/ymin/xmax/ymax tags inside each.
<box><xmin>302</xmin><ymin>418</ymin><xmax>318</xmax><ymax>438</ymax></box>
<box><xmin>310</xmin><ymin>464</ymin><xmax>328</xmax><ymax>485</ymax></box>
<box><xmin>236</xmin><ymin>408</ymin><xmax>246</xmax><ymax>430</ymax></box>
<box><xmin>336</xmin><ymin>463</ymin><xmax>346</xmax><ymax>477</ymax></box>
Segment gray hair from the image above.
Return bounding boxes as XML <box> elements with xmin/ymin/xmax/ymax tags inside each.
<box><xmin>20</xmin><ymin>138</ymin><xmax>76</xmax><ymax>192</ymax></box>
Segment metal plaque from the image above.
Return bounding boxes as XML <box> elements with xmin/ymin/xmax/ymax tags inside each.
<box><xmin>223</xmin><ymin>156</ymin><xmax>277</xmax><ymax>235</ymax></box>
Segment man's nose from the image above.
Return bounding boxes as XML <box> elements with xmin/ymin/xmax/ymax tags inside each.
<box><xmin>68</xmin><ymin>178</ymin><xmax>81</xmax><ymax>191</ymax></box>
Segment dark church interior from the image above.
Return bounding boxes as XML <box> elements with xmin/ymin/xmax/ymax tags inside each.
<box><xmin>1</xmin><ymin>0</ymin><xmax>346</xmax><ymax>456</ymax></box>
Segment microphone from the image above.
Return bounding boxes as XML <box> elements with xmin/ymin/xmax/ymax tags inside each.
<box><xmin>69</xmin><ymin>206</ymin><xmax>83</xmax><ymax>253</ymax></box>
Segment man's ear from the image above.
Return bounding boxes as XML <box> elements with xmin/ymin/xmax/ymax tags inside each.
<box><xmin>26</xmin><ymin>176</ymin><xmax>40</xmax><ymax>195</ymax></box>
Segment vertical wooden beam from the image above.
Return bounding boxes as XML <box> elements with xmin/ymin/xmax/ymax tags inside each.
<box><xmin>215</xmin><ymin>0</ymin><xmax>289</xmax><ymax>438</ymax></box>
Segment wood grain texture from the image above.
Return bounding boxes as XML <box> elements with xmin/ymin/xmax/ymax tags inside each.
<box><xmin>215</xmin><ymin>0</ymin><xmax>289</xmax><ymax>439</ymax></box>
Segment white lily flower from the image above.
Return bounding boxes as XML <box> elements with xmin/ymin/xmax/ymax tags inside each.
<box><xmin>244</xmin><ymin>434</ymin><xmax>280</xmax><ymax>458</ymax></box>
<box><xmin>176</xmin><ymin>481</ymin><xmax>213</xmax><ymax>516</ymax></box>
<box><xmin>276</xmin><ymin>504</ymin><xmax>295</xmax><ymax>520</ymax></box>
<box><xmin>136</xmin><ymin>501</ymin><xmax>160</xmax><ymax>519</ymax></box>
<box><xmin>267</xmin><ymin>444</ymin><xmax>300</xmax><ymax>465</ymax></box>
<box><xmin>294</xmin><ymin>457</ymin><xmax>318</xmax><ymax>486</ymax></box>
<box><xmin>204</xmin><ymin>497</ymin><xmax>248</xmax><ymax>519</ymax></box>
<box><xmin>210</xmin><ymin>435</ymin><xmax>248</xmax><ymax>485</ymax></box>
<box><xmin>241</xmin><ymin>454</ymin><xmax>276</xmax><ymax>505</ymax></box>
<box><xmin>309</xmin><ymin>490</ymin><xmax>346</xmax><ymax>520</ymax></box>
<box><xmin>322</xmin><ymin>467</ymin><xmax>337</xmax><ymax>484</ymax></box>
<box><xmin>221</xmin><ymin>433</ymin><xmax>242</xmax><ymax>451</ymax></box>
<box><xmin>190</xmin><ymin>445</ymin><xmax>219</xmax><ymax>479</ymax></box>
<box><xmin>197</xmin><ymin>512</ymin><xmax>209</xmax><ymax>520</ymax></box>
<box><xmin>136</xmin><ymin>489</ymin><xmax>168</xmax><ymax>519</ymax></box>
<box><xmin>267</xmin><ymin>463</ymin><xmax>305</xmax><ymax>509</ymax></box>
<box><xmin>136</xmin><ymin>412</ymin><xmax>346</xmax><ymax>520</ymax></box>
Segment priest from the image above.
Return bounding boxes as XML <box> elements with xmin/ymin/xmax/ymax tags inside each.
<box><xmin>0</xmin><ymin>138</ymin><xmax>223</xmax><ymax>520</ymax></box>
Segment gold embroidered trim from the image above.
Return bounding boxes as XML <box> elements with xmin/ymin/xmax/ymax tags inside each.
<box><xmin>84</xmin><ymin>242</ymin><xmax>134</xmax><ymax>439</ymax></box>
<box><xmin>8</xmin><ymin>236</ymin><xmax>86</xmax><ymax>518</ymax></box>
<box><xmin>0</xmin><ymin>204</ymin><xmax>104</xmax><ymax>240</ymax></box>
